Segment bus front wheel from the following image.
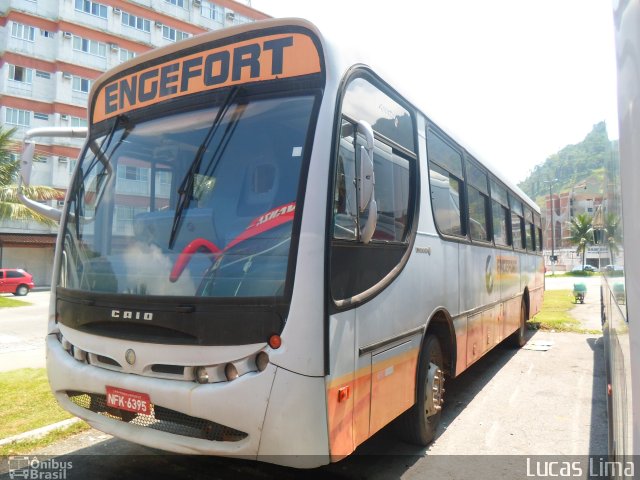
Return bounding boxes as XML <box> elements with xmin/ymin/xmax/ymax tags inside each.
<box><xmin>396</xmin><ymin>334</ymin><xmax>444</xmax><ymax>446</ymax></box>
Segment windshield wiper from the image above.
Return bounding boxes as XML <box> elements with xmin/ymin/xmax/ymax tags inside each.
<box><xmin>72</xmin><ymin>114</ymin><xmax>128</xmax><ymax>239</ymax></box>
<box><xmin>168</xmin><ymin>86</ymin><xmax>240</xmax><ymax>250</ymax></box>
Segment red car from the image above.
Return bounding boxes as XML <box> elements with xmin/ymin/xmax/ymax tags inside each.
<box><xmin>0</xmin><ymin>268</ymin><xmax>35</xmax><ymax>296</ymax></box>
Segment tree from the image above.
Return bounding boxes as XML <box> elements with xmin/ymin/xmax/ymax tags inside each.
<box><xmin>568</xmin><ymin>213</ymin><xmax>594</xmax><ymax>268</ymax></box>
<box><xmin>0</xmin><ymin>126</ymin><xmax>63</xmax><ymax>225</ymax></box>
<box><xmin>604</xmin><ymin>212</ymin><xmax>621</xmax><ymax>264</ymax></box>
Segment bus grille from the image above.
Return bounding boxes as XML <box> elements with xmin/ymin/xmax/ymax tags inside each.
<box><xmin>66</xmin><ymin>391</ymin><xmax>247</xmax><ymax>442</ymax></box>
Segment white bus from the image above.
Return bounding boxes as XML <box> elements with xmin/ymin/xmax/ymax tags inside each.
<box><xmin>22</xmin><ymin>18</ymin><xmax>544</xmax><ymax>467</ymax></box>
<box><xmin>601</xmin><ymin>0</ymin><xmax>640</xmax><ymax>475</ymax></box>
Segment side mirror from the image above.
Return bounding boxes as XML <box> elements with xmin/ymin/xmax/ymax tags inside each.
<box><xmin>20</xmin><ymin>141</ymin><xmax>35</xmax><ymax>187</ymax></box>
<box><xmin>357</xmin><ymin>120</ymin><xmax>375</xmax><ymax>212</ymax></box>
<box><xmin>356</xmin><ymin>120</ymin><xmax>377</xmax><ymax>244</ymax></box>
<box><xmin>18</xmin><ymin>127</ymin><xmax>87</xmax><ymax>222</ymax></box>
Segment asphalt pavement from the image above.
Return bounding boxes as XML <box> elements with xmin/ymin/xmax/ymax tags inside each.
<box><xmin>0</xmin><ymin>277</ymin><xmax>608</xmax><ymax>479</ymax></box>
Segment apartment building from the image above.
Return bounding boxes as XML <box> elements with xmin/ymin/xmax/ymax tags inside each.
<box><xmin>0</xmin><ymin>0</ymin><xmax>269</xmax><ymax>285</ymax></box>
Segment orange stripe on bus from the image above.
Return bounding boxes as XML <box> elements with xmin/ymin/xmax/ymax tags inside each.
<box><xmin>326</xmin><ymin>347</ymin><xmax>420</xmax><ymax>460</ymax></box>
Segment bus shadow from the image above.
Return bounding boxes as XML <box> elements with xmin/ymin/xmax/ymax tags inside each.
<box><xmin>586</xmin><ymin>336</ymin><xmax>608</xmax><ymax>456</ymax></box>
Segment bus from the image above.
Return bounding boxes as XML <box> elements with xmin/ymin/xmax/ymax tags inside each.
<box><xmin>601</xmin><ymin>0</ymin><xmax>640</xmax><ymax>474</ymax></box>
<box><xmin>20</xmin><ymin>18</ymin><xmax>544</xmax><ymax>467</ymax></box>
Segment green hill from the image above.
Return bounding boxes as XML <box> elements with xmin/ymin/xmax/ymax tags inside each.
<box><xmin>518</xmin><ymin>121</ymin><xmax>615</xmax><ymax>203</ymax></box>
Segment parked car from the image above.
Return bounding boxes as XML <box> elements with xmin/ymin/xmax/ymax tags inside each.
<box><xmin>571</xmin><ymin>265</ymin><xmax>597</xmax><ymax>273</ymax></box>
<box><xmin>0</xmin><ymin>268</ymin><xmax>35</xmax><ymax>296</ymax></box>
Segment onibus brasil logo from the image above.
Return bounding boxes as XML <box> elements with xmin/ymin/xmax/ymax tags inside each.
<box><xmin>8</xmin><ymin>456</ymin><xmax>72</xmax><ymax>480</ymax></box>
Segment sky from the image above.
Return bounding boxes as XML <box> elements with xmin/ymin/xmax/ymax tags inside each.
<box><xmin>250</xmin><ymin>0</ymin><xmax>619</xmax><ymax>185</ymax></box>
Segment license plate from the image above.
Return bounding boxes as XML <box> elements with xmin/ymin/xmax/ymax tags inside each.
<box><xmin>106</xmin><ymin>386</ymin><xmax>151</xmax><ymax>415</ymax></box>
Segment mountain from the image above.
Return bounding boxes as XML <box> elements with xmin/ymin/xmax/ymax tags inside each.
<box><xmin>518</xmin><ymin>122</ymin><xmax>614</xmax><ymax>201</ymax></box>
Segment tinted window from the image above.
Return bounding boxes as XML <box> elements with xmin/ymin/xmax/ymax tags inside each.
<box><xmin>466</xmin><ymin>160</ymin><xmax>489</xmax><ymax>241</ymax></box>
<box><xmin>6</xmin><ymin>270</ymin><xmax>25</xmax><ymax>279</ymax></box>
<box><xmin>491</xmin><ymin>180</ymin><xmax>511</xmax><ymax>246</ymax></box>
<box><xmin>341</xmin><ymin>77</ymin><xmax>415</xmax><ymax>152</ymax></box>
<box><xmin>430</xmin><ymin>163</ymin><xmax>464</xmax><ymax>236</ymax></box>
<box><xmin>333</xmin><ymin>122</ymin><xmax>411</xmax><ymax>243</ymax></box>
<box><xmin>428</xmin><ymin>131</ymin><xmax>464</xmax><ymax>237</ymax></box>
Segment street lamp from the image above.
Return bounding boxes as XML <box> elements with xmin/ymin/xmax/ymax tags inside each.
<box><xmin>543</xmin><ymin>179</ymin><xmax>558</xmax><ymax>274</ymax></box>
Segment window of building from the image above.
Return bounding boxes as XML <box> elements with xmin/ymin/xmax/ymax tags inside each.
<box><xmin>75</xmin><ymin>0</ymin><xmax>108</xmax><ymax>18</ymax></box>
<box><xmin>122</xmin><ymin>12</ymin><xmax>151</xmax><ymax>32</ymax></box>
<box><xmin>6</xmin><ymin>108</ymin><xmax>31</xmax><ymax>127</ymax></box>
<box><xmin>36</xmin><ymin>70</ymin><xmax>51</xmax><ymax>79</ymax></box>
<box><xmin>72</xmin><ymin>76</ymin><xmax>92</xmax><ymax>93</ymax></box>
<box><xmin>9</xmin><ymin>65</ymin><xmax>33</xmax><ymax>83</ymax></box>
<box><xmin>72</xmin><ymin>35</ymin><xmax>107</xmax><ymax>57</ymax></box>
<box><xmin>427</xmin><ymin>130</ymin><xmax>465</xmax><ymax>237</ymax></box>
<box><xmin>34</xmin><ymin>112</ymin><xmax>49</xmax><ymax>121</ymax></box>
<box><xmin>119</xmin><ymin>48</ymin><xmax>136</xmax><ymax>63</ymax></box>
<box><xmin>11</xmin><ymin>22</ymin><xmax>36</xmax><ymax>41</ymax></box>
<box><xmin>164</xmin><ymin>0</ymin><xmax>185</xmax><ymax>7</ymax></box>
<box><xmin>70</xmin><ymin>116</ymin><xmax>87</xmax><ymax>127</ymax></box>
<box><xmin>162</xmin><ymin>25</ymin><xmax>190</xmax><ymax>42</ymax></box>
<box><xmin>201</xmin><ymin>1</ymin><xmax>223</xmax><ymax>21</ymax></box>
<box><xmin>41</xmin><ymin>30</ymin><xmax>55</xmax><ymax>38</ymax></box>
<box><xmin>466</xmin><ymin>159</ymin><xmax>490</xmax><ymax>242</ymax></box>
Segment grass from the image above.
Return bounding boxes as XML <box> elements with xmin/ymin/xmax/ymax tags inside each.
<box><xmin>529</xmin><ymin>289</ymin><xmax>598</xmax><ymax>333</ymax></box>
<box><xmin>0</xmin><ymin>369</ymin><xmax>75</xmax><ymax>439</ymax></box>
<box><xmin>0</xmin><ymin>421</ymin><xmax>90</xmax><ymax>456</ymax></box>
<box><xmin>0</xmin><ymin>296</ymin><xmax>31</xmax><ymax>308</ymax></box>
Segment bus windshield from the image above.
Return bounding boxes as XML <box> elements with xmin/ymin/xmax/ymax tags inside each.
<box><xmin>61</xmin><ymin>94</ymin><xmax>315</xmax><ymax>298</ymax></box>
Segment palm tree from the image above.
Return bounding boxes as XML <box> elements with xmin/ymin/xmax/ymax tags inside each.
<box><xmin>604</xmin><ymin>212</ymin><xmax>621</xmax><ymax>265</ymax></box>
<box><xmin>568</xmin><ymin>213</ymin><xmax>594</xmax><ymax>269</ymax></box>
<box><xmin>0</xmin><ymin>126</ymin><xmax>63</xmax><ymax>225</ymax></box>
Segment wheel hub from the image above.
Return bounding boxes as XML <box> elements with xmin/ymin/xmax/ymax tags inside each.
<box><xmin>425</xmin><ymin>362</ymin><xmax>445</xmax><ymax>417</ymax></box>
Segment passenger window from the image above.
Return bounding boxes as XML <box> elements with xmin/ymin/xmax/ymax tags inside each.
<box><xmin>510</xmin><ymin>198</ymin><xmax>525</xmax><ymax>249</ymax></box>
<box><xmin>525</xmin><ymin>209</ymin><xmax>534</xmax><ymax>250</ymax></box>
<box><xmin>466</xmin><ymin>160</ymin><xmax>490</xmax><ymax>242</ymax></box>
<box><xmin>490</xmin><ymin>180</ymin><xmax>511</xmax><ymax>246</ymax></box>
<box><xmin>427</xmin><ymin>130</ymin><xmax>465</xmax><ymax>237</ymax></box>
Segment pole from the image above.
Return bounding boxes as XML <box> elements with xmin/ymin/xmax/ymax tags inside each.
<box><xmin>550</xmin><ymin>184</ymin><xmax>555</xmax><ymax>275</ymax></box>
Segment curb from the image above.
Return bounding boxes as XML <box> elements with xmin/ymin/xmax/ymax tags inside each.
<box><xmin>0</xmin><ymin>418</ymin><xmax>82</xmax><ymax>447</ymax></box>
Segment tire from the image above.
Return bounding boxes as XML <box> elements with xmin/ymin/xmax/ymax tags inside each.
<box><xmin>14</xmin><ymin>285</ymin><xmax>29</xmax><ymax>296</ymax></box>
<box><xmin>510</xmin><ymin>301</ymin><xmax>527</xmax><ymax>348</ymax></box>
<box><xmin>396</xmin><ymin>334</ymin><xmax>445</xmax><ymax>446</ymax></box>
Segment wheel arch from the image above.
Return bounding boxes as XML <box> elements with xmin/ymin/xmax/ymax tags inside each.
<box><xmin>423</xmin><ymin>309</ymin><xmax>457</xmax><ymax>379</ymax></box>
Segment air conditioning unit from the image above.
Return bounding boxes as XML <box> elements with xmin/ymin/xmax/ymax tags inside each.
<box><xmin>113</xmin><ymin>7</ymin><xmax>121</xmax><ymax>14</ymax></box>
<box><xmin>58</xmin><ymin>156</ymin><xmax>68</xmax><ymax>164</ymax></box>
<box><xmin>62</xmin><ymin>72</ymin><xmax>72</xmax><ymax>80</ymax></box>
<box><xmin>110</xmin><ymin>43</ymin><xmax>119</xmax><ymax>52</ymax></box>
<box><xmin>193</xmin><ymin>0</ymin><xmax>201</xmax><ymax>7</ymax></box>
<box><xmin>60</xmin><ymin>114</ymin><xmax>69</xmax><ymax>120</ymax></box>
<box><xmin>155</xmin><ymin>21</ymin><xmax>163</xmax><ymax>28</ymax></box>
<box><xmin>226</xmin><ymin>12</ymin><xmax>235</xmax><ymax>22</ymax></box>
<box><xmin>63</xmin><ymin>31</ymin><xmax>72</xmax><ymax>39</ymax></box>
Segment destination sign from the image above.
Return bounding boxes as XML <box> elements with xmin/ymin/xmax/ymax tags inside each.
<box><xmin>92</xmin><ymin>32</ymin><xmax>321</xmax><ymax>123</ymax></box>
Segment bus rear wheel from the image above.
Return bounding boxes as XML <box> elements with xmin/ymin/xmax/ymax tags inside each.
<box><xmin>396</xmin><ymin>334</ymin><xmax>444</xmax><ymax>446</ymax></box>
<box><xmin>510</xmin><ymin>301</ymin><xmax>527</xmax><ymax>348</ymax></box>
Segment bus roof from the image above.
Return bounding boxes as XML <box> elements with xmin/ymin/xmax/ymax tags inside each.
<box><xmin>88</xmin><ymin>17</ymin><xmax>539</xmax><ymax>214</ymax></box>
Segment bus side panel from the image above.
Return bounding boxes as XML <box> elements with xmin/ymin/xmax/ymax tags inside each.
<box><xmin>325</xmin><ymin>310</ymin><xmax>357</xmax><ymax>460</ymax></box>
<box><xmin>369</xmin><ymin>338</ymin><xmax>420</xmax><ymax>436</ymax></box>
<box><xmin>458</xmin><ymin>244</ymin><xmax>500</xmax><ymax>314</ymax></box>
<box><xmin>603</xmin><ymin>280</ymin><xmax>632</xmax><ymax>459</ymax></box>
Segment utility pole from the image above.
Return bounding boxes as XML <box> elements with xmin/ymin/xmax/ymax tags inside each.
<box><xmin>544</xmin><ymin>179</ymin><xmax>558</xmax><ymax>274</ymax></box>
